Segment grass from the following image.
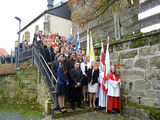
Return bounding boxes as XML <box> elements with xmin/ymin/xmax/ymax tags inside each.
<box><xmin>0</xmin><ymin>102</ymin><xmax>45</xmax><ymax>118</ymax></box>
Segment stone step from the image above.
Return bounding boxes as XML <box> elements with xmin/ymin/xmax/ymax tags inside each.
<box><xmin>54</xmin><ymin>105</ymin><xmax>101</xmax><ymax>119</ymax></box>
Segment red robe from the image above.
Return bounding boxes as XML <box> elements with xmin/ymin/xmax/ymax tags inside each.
<box><xmin>105</xmin><ymin>73</ymin><xmax>120</xmax><ymax>111</ymax></box>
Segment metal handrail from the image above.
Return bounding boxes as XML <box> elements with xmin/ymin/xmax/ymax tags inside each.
<box><xmin>39</xmin><ymin>54</ymin><xmax>57</xmax><ymax>83</ymax></box>
<box><xmin>16</xmin><ymin>44</ymin><xmax>58</xmax><ymax>118</ymax></box>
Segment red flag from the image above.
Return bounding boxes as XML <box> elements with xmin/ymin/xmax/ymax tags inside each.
<box><xmin>102</xmin><ymin>44</ymin><xmax>110</xmax><ymax>94</ymax></box>
<box><xmin>100</xmin><ymin>41</ymin><xmax>104</xmax><ymax>72</ymax></box>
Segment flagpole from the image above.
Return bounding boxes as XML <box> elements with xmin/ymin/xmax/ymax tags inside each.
<box><xmin>105</xmin><ymin>36</ymin><xmax>110</xmax><ymax>112</ymax></box>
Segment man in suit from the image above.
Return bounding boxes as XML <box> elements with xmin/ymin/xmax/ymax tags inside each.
<box><xmin>70</xmin><ymin>60</ymin><xmax>85</xmax><ymax>110</ymax></box>
<box><xmin>51</xmin><ymin>53</ymin><xmax>63</xmax><ymax>79</ymax></box>
<box><xmin>46</xmin><ymin>43</ymin><xmax>53</xmax><ymax>68</ymax></box>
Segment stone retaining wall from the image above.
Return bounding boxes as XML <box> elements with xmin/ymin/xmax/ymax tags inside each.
<box><xmin>0</xmin><ymin>66</ymin><xmax>50</xmax><ymax>109</ymax></box>
<box><xmin>108</xmin><ymin>30</ymin><xmax>160</xmax><ymax>108</ymax></box>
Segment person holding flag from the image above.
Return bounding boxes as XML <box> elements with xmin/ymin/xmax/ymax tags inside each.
<box><xmin>104</xmin><ymin>65</ymin><xmax>121</xmax><ymax>115</ymax></box>
<box><xmin>102</xmin><ymin>37</ymin><xmax>121</xmax><ymax>115</ymax></box>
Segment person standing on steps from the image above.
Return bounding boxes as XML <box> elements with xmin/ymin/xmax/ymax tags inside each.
<box><xmin>57</xmin><ymin>58</ymin><xmax>69</xmax><ymax>113</ymax></box>
<box><xmin>70</xmin><ymin>60</ymin><xmax>85</xmax><ymax>110</ymax></box>
<box><xmin>104</xmin><ymin>65</ymin><xmax>121</xmax><ymax>115</ymax></box>
<box><xmin>88</xmin><ymin>60</ymin><xmax>99</xmax><ymax>108</ymax></box>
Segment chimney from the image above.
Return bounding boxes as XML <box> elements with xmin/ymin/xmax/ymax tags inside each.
<box><xmin>47</xmin><ymin>0</ymin><xmax>54</xmax><ymax>10</ymax></box>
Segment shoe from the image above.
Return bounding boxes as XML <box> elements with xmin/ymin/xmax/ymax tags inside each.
<box><xmin>111</xmin><ymin>113</ymin><xmax>116</xmax><ymax>116</ymax></box>
<box><xmin>62</xmin><ymin>107</ymin><xmax>67</xmax><ymax>113</ymax></box>
<box><xmin>93</xmin><ymin>106</ymin><xmax>97</xmax><ymax>109</ymax></box>
<box><xmin>72</xmin><ymin>106</ymin><xmax>76</xmax><ymax>110</ymax></box>
<box><xmin>79</xmin><ymin>105</ymin><xmax>85</xmax><ymax>109</ymax></box>
<box><xmin>59</xmin><ymin>107</ymin><xmax>64</xmax><ymax>113</ymax></box>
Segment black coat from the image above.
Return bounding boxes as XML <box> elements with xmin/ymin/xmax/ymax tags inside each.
<box><xmin>51</xmin><ymin>60</ymin><xmax>60</xmax><ymax>79</ymax></box>
<box><xmin>87</xmin><ymin>68</ymin><xmax>99</xmax><ymax>84</ymax></box>
<box><xmin>45</xmin><ymin>47</ymin><xmax>53</xmax><ymax>63</ymax></box>
<box><xmin>70</xmin><ymin>68</ymin><xmax>83</xmax><ymax>87</ymax></box>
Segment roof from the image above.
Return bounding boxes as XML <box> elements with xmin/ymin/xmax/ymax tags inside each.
<box><xmin>0</xmin><ymin>48</ymin><xmax>9</xmax><ymax>56</ymax></box>
<box><xmin>20</xmin><ymin>2</ymin><xmax>71</xmax><ymax>32</ymax></box>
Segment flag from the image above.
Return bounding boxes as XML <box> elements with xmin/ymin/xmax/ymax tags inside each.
<box><xmin>76</xmin><ymin>31</ymin><xmax>80</xmax><ymax>52</ymax></box>
<box><xmin>69</xmin><ymin>28</ymin><xmax>72</xmax><ymax>43</ymax></box>
<box><xmin>102</xmin><ymin>43</ymin><xmax>110</xmax><ymax>93</ymax></box>
<box><xmin>86</xmin><ymin>30</ymin><xmax>90</xmax><ymax>56</ymax></box>
<box><xmin>102</xmin><ymin>43</ymin><xmax>110</xmax><ymax>111</ymax></box>
<box><xmin>89</xmin><ymin>31</ymin><xmax>95</xmax><ymax>62</ymax></box>
<box><xmin>99</xmin><ymin>41</ymin><xmax>104</xmax><ymax>72</ymax></box>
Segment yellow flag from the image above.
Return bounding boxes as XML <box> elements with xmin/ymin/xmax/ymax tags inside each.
<box><xmin>89</xmin><ymin>31</ymin><xmax>95</xmax><ymax>62</ymax></box>
<box><xmin>86</xmin><ymin>30</ymin><xmax>90</xmax><ymax>56</ymax></box>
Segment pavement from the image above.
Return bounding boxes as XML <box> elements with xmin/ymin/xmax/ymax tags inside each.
<box><xmin>0</xmin><ymin>111</ymin><xmax>42</xmax><ymax>120</ymax></box>
<box><xmin>43</xmin><ymin>111</ymin><xmax>140</xmax><ymax>120</ymax></box>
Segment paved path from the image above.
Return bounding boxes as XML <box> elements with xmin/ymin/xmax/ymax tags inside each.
<box><xmin>43</xmin><ymin>111</ymin><xmax>139</xmax><ymax>120</ymax></box>
<box><xmin>0</xmin><ymin>111</ymin><xmax>42</xmax><ymax>120</ymax></box>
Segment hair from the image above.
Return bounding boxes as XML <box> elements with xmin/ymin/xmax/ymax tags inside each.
<box><xmin>57</xmin><ymin>53</ymin><xmax>63</xmax><ymax>58</ymax></box>
<box><xmin>61</xmin><ymin>58</ymin><xmax>68</xmax><ymax>76</ymax></box>
<box><xmin>74</xmin><ymin>60</ymin><xmax>80</xmax><ymax>65</ymax></box>
<box><xmin>84</xmin><ymin>56</ymin><xmax>88</xmax><ymax>63</ymax></box>
<box><xmin>93</xmin><ymin>60</ymin><xmax>98</xmax><ymax>70</ymax></box>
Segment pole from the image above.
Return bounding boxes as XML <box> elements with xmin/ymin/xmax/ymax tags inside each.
<box><xmin>18</xmin><ymin>20</ymin><xmax>21</xmax><ymax>68</ymax></box>
<box><xmin>15</xmin><ymin>16</ymin><xmax>21</xmax><ymax>69</ymax></box>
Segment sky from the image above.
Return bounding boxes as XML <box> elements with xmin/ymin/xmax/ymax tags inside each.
<box><xmin>0</xmin><ymin>0</ymin><xmax>160</xmax><ymax>55</ymax></box>
<box><xmin>0</xmin><ymin>0</ymin><xmax>61</xmax><ymax>54</ymax></box>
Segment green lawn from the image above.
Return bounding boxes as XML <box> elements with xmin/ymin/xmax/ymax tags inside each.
<box><xmin>0</xmin><ymin>102</ymin><xmax>45</xmax><ymax>118</ymax></box>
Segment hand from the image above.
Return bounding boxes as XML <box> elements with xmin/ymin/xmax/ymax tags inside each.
<box><xmin>66</xmin><ymin>82</ymin><xmax>69</xmax><ymax>86</ymax></box>
<box><xmin>90</xmin><ymin>82</ymin><xmax>93</xmax><ymax>85</ymax></box>
<box><xmin>84</xmin><ymin>73</ymin><xmax>87</xmax><ymax>77</ymax></box>
<box><xmin>77</xmin><ymin>82</ymin><xmax>80</xmax><ymax>87</ymax></box>
<box><xmin>118</xmin><ymin>79</ymin><xmax>121</xmax><ymax>84</ymax></box>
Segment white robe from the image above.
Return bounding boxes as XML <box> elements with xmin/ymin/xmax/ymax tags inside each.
<box><xmin>98</xmin><ymin>71</ymin><xmax>106</xmax><ymax>107</ymax></box>
<box><xmin>107</xmin><ymin>75</ymin><xmax>120</xmax><ymax>97</ymax></box>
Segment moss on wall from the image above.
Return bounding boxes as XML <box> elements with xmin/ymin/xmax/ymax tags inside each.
<box><xmin>0</xmin><ymin>66</ymin><xmax>38</xmax><ymax>103</ymax></box>
<box><xmin>125</xmin><ymin>102</ymin><xmax>160</xmax><ymax>120</ymax></box>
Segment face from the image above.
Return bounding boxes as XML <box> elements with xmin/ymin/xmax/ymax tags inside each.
<box><xmin>82</xmin><ymin>50</ymin><xmax>85</xmax><ymax>56</ymax></box>
<box><xmin>84</xmin><ymin>57</ymin><xmax>88</xmax><ymax>63</ymax></box>
<box><xmin>75</xmin><ymin>62</ymin><xmax>80</xmax><ymax>69</ymax></box>
<box><xmin>97</xmin><ymin>61</ymin><xmax>100</xmax><ymax>66</ymax></box>
<box><xmin>111</xmin><ymin>66</ymin><xmax>115</xmax><ymax>73</ymax></box>
<box><xmin>91</xmin><ymin>61</ymin><xmax>94</xmax><ymax>68</ymax></box>
<box><xmin>58</xmin><ymin>54</ymin><xmax>63</xmax><ymax>61</ymax></box>
<box><xmin>55</xmin><ymin>47</ymin><xmax>59</xmax><ymax>53</ymax></box>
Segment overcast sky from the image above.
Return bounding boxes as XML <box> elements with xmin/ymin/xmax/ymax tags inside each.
<box><xmin>0</xmin><ymin>0</ymin><xmax>160</xmax><ymax>54</ymax></box>
<box><xmin>0</xmin><ymin>0</ymin><xmax>61</xmax><ymax>54</ymax></box>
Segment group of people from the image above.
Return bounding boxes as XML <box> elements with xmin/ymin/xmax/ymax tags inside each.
<box><xmin>33</xmin><ymin>30</ymin><xmax>121</xmax><ymax>115</ymax></box>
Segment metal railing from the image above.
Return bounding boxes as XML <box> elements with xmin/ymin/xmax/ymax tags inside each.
<box><xmin>0</xmin><ymin>44</ymin><xmax>58</xmax><ymax>118</ymax></box>
<box><xmin>32</xmin><ymin>45</ymin><xmax>58</xmax><ymax>119</ymax></box>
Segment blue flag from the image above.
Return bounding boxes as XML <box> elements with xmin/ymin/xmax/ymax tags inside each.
<box><xmin>69</xmin><ymin>28</ymin><xmax>72</xmax><ymax>43</ymax></box>
<box><xmin>76</xmin><ymin>31</ymin><xmax>80</xmax><ymax>52</ymax></box>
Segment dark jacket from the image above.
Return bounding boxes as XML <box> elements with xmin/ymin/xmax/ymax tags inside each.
<box><xmin>70</xmin><ymin>68</ymin><xmax>83</xmax><ymax>87</ymax></box>
<box><xmin>45</xmin><ymin>47</ymin><xmax>53</xmax><ymax>64</ymax></box>
<box><xmin>51</xmin><ymin>60</ymin><xmax>60</xmax><ymax>79</ymax></box>
<box><xmin>87</xmin><ymin>68</ymin><xmax>99</xmax><ymax>84</ymax></box>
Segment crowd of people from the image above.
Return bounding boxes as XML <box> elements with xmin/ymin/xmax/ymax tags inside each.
<box><xmin>32</xmin><ymin>30</ymin><xmax>121</xmax><ymax>115</ymax></box>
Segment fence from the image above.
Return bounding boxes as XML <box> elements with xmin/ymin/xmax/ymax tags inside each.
<box><xmin>0</xmin><ymin>48</ymin><xmax>33</xmax><ymax>74</ymax></box>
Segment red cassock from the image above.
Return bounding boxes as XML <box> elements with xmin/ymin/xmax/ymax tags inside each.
<box><xmin>105</xmin><ymin>73</ymin><xmax>120</xmax><ymax>111</ymax></box>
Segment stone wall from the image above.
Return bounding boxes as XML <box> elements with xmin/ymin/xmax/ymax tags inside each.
<box><xmin>37</xmin><ymin>75</ymin><xmax>51</xmax><ymax>109</ymax></box>
<box><xmin>108</xmin><ymin>30</ymin><xmax>160</xmax><ymax>108</ymax></box>
<box><xmin>0</xmin><ymin>66</ymin><xmax>50</xmax><ymax>109</ymax></box>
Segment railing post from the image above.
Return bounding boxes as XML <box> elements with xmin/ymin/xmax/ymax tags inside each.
<box><xmin>32</xmin><ymin>47</ymin><xmax>34</xmax><ymax>66</ymax></box>
<box><xmin>114</xmin><ymin>12</ymin><xmax>121</xmax><ymax>40</ymax></box>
